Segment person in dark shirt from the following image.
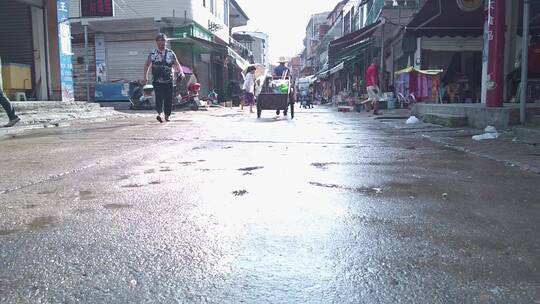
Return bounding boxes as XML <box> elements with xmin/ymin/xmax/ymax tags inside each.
<box><xmin>274</xmin><ymin>58</ymin><xmax>290</xmax><ymax>77</ymax></box>
<box><xmin>144</xmin><ymin>33</ymin><xmax>184</xmax><ymax>123</ymax></box>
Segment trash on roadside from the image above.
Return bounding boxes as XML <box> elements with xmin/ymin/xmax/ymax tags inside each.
<box><xmin>472</xmin><ymin>133</ymin><xmax>499</xmax><ymax>140</ymax></box>
<box><xmin>484</xmin><ymin>125</ymin><xmax>497</xmax><ymax>133</ymax></box>
<box><xmin>405</xmin><ymin>116</ymin><xmax>420</xmax><ymax>124</ymax></box>
<box><xmin>472</xmin><ymin>125</ymin><xmax>499</xmax><ymax>141</ymax></box>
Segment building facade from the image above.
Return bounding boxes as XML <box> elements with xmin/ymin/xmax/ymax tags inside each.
<box><xmin>234</xmin><ymin>31</ymin><xmax>270</xmax><ymax>70</ymax></box>
<box><xmin>69</xmin><ymin>0</ymin><xmax>249</xmax><ymax>101</ymax></box>
<box><xmin>0</xmin><ymin>0</ymin><xmax>74</xmax><ymax>101</ymax></box>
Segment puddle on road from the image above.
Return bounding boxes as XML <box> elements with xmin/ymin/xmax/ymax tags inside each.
<box><xmin>232</xmin><ymin>190</ymin><xmax>248</xmax><ymax>196</ymax></box>
<box><xmin>311</xmin><ymin>162</ymin><xmax>389</xmax><ymax>169</ymax></box>
<box><xmin>117</xmin><ymin>175</ymin><xmax>131</xmax><ymax>181</ymax></box>
<box><xmin>178</xmin><ymin>162</ymin><xmax>196</xmax><ymax>166</ymax></box>
<box><xmin>37</xmin><ymin>190</ymin><xmax>55</xmax><ymax>195</ymax></box>
<box><xmin>148</xmin><ymin>181</ymin><xmax>161</xmax><ymax>185</ymax></box>
<box><xmin>309</xmin><ymin>182</ymin><xmax>382</xmax><ymax>195</ymax></box>
<box><xmin>237</xmin><ymin>166</ymin><xmax>264</xmax><ymax>172</ymax></box>
<box><xmin>122</xmin><ymin>183</ymin><xmax>145</xmax><ymax>188</ymax></box>
<box><xmin>103</xmin><ymin>203</ymin><xmax>133</xmax><ymax>210</ymax></box>
<box><xmin>159</xmin><ymin>168</ymin><xmax>173</xmax><ymax>172</ymax></box>
<box><xmin>0</xmin><ymin>229</ymin><xmax>21</xmax><ymax>236</ymax></box>
<box><xmin>74</xmin><ymin>207</ymin><xmax>95</xmax><ymax>214</ymax></box>
<box><xmin>79</xmin><ymin>190</ymin><xmax>95</xmax><ymax>201</ymax></box>
<box><xmin>24</xmin><ymin>204</ymin><xmax>38</xmax><ymax>209</ymax></box>
<box><xmin>28</xmin><ymin>216</ymin><xmax>56</xmax><ymax>231</ymax></box>
<box><xmin>144</xmin><ymin>169</ymin><xmax>155</xmax><ymax>174</ymax></box>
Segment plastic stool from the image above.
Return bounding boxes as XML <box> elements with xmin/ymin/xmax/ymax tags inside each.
<box><xmin>14</xmin><ymin>92</ymin><xmax>27</xmax><ymax>101</ymax></box>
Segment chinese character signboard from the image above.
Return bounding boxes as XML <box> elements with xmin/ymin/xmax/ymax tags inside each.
<box><xmin>57</xmin><ymin>0</ymin><xmax>74</xmax><ymax>102</ymax></box>
<box><xmin>81</xmin><ymin>0</ymin><xmax>114</xmax><ymax>17</ymax></box>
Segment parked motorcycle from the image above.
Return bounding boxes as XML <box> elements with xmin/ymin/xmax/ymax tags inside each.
<box><xmin>175</xmin><ymin>82</ymin><xmax>202</xmax><ymax>111</ymax></box>
<box><xmin>129</xmin><ymin>81</ymin><xmax>155</xmax><ymax>110</ymax></box>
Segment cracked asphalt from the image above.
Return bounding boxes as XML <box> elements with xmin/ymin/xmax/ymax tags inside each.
<box><xmin>0</xmin><ymin>106</ymin><xmax>539</xmax><ymax>303</ymax></box>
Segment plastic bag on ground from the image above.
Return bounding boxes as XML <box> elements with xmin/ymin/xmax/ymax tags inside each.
<box><xmin>406</xmin><ymin>116</ymin><xmax>420</xmax><ymax>124</ymax></box>
<box><xmin>484</xmin><ymin>126</ymin><xmax>497</xmax><ymax>133</ymax></box>
<box><xmin>472</xmin><ymin>132</ymin><xmax>499</xmax><ymax>141</ymax></box>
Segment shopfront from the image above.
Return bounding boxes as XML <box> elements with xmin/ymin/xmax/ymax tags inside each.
<box><xmin>0</xmin><ymin>0</ymin><xmax>67</xmax><ymax>101</ymax></box>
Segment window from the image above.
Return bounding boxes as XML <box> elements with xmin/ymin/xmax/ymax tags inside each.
<box><xmin>210</xmin><ymin>0</ymin><xmax>215</xmax><ymax>14</ymax></box>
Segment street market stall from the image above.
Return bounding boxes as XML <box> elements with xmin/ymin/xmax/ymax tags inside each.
<box><xmin>394</xmin><ymin>67</ymin><xmax>443</xmax><ymax>106</ymax></box>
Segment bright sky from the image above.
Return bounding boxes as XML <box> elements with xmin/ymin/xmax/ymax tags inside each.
<box><xmin>234</xmin><ymin>0</ymin><xmax>337</xmax><ymax>64</ymax></box>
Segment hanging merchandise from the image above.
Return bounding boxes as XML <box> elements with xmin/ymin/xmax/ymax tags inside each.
<box><xmin>394</xmin><ymin>67</ymin><xmax>443</xmax><ymax>102</ymax></box>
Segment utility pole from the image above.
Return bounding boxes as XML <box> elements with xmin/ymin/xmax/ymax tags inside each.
<box><xmin>82</xmin><ymin>20</ymin><xmax>90</xmax><ymax>102</ymax></box>
<box><xmin>520</xmin><ymin>0</ymin><xmax>530</xmax><ymax>123</ymax></box>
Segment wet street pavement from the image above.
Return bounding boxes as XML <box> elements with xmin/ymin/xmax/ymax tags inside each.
<box><xmin>0</xmin><ymin>106</ymin><xmax>539</xmax><ymax>303</ymax></box>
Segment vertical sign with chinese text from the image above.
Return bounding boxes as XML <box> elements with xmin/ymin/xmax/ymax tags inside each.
<box><xmin>57</xmin><ymin>0</ymin><xmax>74</xmax><ymax>102</ymax></box>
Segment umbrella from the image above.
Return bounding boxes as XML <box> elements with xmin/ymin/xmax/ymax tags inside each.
<box><xmin>242</xmin><ymin>64</ymin><xmax>267</xmax><ymax>80</ymax></box>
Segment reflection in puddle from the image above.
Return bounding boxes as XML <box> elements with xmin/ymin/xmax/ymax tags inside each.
<box><xmin>309</xmin><ymin>182</ymin><xmax>382</xmax><ymax>195</ymax></box>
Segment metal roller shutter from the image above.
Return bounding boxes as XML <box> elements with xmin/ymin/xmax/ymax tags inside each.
<box><xmin>0</xmin><ymin>1</ymin><xmax>34</xmax><ymax>67</ymax></box>
<box><xmin>106</xmin><ymin>40</ymin><xmax>155</xmax><ymax>82</ymax></box>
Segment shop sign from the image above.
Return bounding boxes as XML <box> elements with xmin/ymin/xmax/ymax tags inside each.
<box><xmin>457</xmin><ymin>0</ymin><xmax>483</xmax><ymax>12</ymax></box>
<box><xmin>81</xmin><ymin>0</ymin><xmax>114</xmax><ymax>17</ymax></box>
<box><xmin>57</xmin><ymin>0</ymin><xmax>74</xmax><ymax>102</ymax></box>
<box><xmin>174</xmin><ymin>23</ymin><xmax>213</xmax><ymax>42</ymax></box>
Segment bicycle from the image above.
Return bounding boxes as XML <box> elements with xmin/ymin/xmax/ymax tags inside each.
<box><xmin>396</xmin><ymin>89</ymin><xmax>416</xmax><ymax>109</ymax></box>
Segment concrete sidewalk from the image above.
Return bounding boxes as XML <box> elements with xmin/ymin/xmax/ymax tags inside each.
<box><xmin>0</xmin><ymin>101</ymin><xmax>133</xmax><ymax>140</ymax></box>
<box><xmin>372</xmin><ymin>110</ymin><xmax>540</xmax><ymax>175</ymax></box>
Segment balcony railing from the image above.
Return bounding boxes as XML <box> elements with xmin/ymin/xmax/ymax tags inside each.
<box><xmin>229</xmin><ymin>38</ymin><xmax>254</xmax><ymax>63</ymax></box>
<box><xmin>365</xmin><ymin>0</ymin><xmax>420</xmax><ymax>25</ymax></box>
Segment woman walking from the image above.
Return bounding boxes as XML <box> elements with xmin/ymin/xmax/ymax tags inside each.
<box><xmin>143</xmin><ymin>33</ymin><xmax>184</xmax><ymax>122</ymax></box>
<box><xmin>242</xmin><ymin>65</ymin><xmax>256</xmax><ymax>113</ymax></box>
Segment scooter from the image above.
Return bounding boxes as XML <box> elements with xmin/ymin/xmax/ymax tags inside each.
<box><xmin>175</xmin><ymin>82</ymin><xmax>202</xmax><ymax>111</ymax></box>
<box><xmin>129</xmin><ymin>81</ymin><xmax>155</xmax><ymax>110</ymax></box>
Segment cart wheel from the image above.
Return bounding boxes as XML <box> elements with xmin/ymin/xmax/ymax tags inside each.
<box><xmin>290</xmin><ymin>103</ymin><xmax>294</xmax><ymax>119</ymax></box>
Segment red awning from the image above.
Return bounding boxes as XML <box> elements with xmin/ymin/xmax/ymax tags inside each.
<box><xmin>406</xmin><ymin>0</ymin><xmax>484</xmax><ymax>37</ymax></box>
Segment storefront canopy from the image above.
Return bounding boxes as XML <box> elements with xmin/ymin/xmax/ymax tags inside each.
<box><xmin>406</xmin><ymin>0</ymin><xmax>484</xmax><ymax>37</ymax></box>
<box><xmin>328</xmin><ymin>21</ymin><xmax>381</xmax><ymax>62</ymax></box>
<box><xmin>394</xmin><ymin>66</ymin><xmax>443</xmax><ymax>76</ymax></box>
<box><xmin>227</xmin><ymin>47</ymin><xmax>250</xmax><ymax>71</ymax></box>
<box><xmin>316</xmin><ymin>62</ymin><xmax>345</xmax><ymax>79</ymax></box>
<box><xmin>408</xmin><ymin>0</ymin><xmax>540</xmax><ymax>37</ymax></box>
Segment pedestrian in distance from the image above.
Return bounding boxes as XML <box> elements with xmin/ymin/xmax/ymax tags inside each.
<box><xmin>362</xmin><ymin>57</ymin><xmax>382</xmax><ymax>115</ymax></box>
<box><xmin>0</xmin><ymin>58</ymin><xmax>20</xmax><ymax>128</ymax></box>
<box><xmin>144</xmin><ymin>33</ymin><xmax>185</xmax><ymax>123</ymax></box>
<box><xmin>274</xmin><ymin>57</ymin><xmax>290</xmax><ymax>115</ymax></box>
<box><xmin>242</xmin><ymin>65</ymin><xmax>257</xmax><ymax>114</ymax></box>
<box><xmin>274</xmin><ymin>57</ymin><xmax>290</xmax><ymax>78</ymax></box>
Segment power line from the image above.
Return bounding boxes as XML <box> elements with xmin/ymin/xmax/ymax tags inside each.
<box><xmin>116</xmin><ymin>0</ymin><xmax>144</xmax><ymax>18</ymax></box>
